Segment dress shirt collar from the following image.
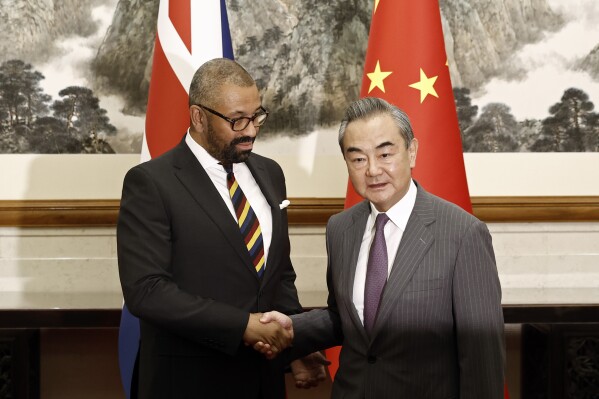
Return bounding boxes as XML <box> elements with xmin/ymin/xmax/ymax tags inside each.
<box><xmin>368</xmin><ymin>179</ymin><xmax>417</xmax><ymax>231</ymax></box>
<box><xmin>185</xmin><ymin>130</ymin><xmax>225</xmax><ymax>172</ymax></box>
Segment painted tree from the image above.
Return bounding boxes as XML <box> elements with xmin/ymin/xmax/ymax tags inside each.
<box><xmin>532</xmin><ymin>88</ymin><xmax>597</xmax><ymax>152</ymax></box>
<box><xmin>463</xmin><ymin>103</ymin><xmax>519</xmax><ymax>152</ymax></box>
<box><xmin>29</xmin><ymin>116</ymin><xmax>80</xmax><ymax>154</ymax></box>
<box><xmin>51</xmin><ymin>86</ymin><xmax>116</xmax><ymax>153</ymax></box>
<box><xmin>0</xmin><ymin>59</ymin><xmax>50</xmax><ymax>127</ymax></box>
<box><xmin>453</xmin><ymin>87</ymin><xmax>478</xmax><ymax>143</ymax></box>
<box><xmin>518</xmin><ymin>119</ymin><xmax>543</xmax><ymax>151</ymax></box>
<box><xmin>583</xmin><ymin>111</ymin><xmax>599</xmax><ymax>152</ymax></box>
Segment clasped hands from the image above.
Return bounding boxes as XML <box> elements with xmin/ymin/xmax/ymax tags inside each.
<box><xmin>243</xmin><ymin>311</ymin><xmax>330</xmax><ymax>389</ymax></box>
<box><xmin>242</xmin><ymin>311</ymin><xmax>293</xmax><ymax>358</ymax></box>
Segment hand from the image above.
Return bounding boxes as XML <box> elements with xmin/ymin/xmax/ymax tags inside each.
<box><xmin>291</xmin><ymin>352</ymin><xmax>330</xmax><ymax>389</ymax></box>
<box><xmin>243</xmin><ymin>313</ymin><xmax>292</xmax><ymax>358</ymax></box>
<box><xmin>252</xmin><ymin>311</ymin><xmax>293</xmax><ymax>359</ymax></box>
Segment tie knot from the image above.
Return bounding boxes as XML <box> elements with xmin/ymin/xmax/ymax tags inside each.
<box><xmin>375</xmin><ymin>213</ymin><xmax>389</xmax><ymax>230</ymax></box>
<box><xmin>222</xmin><ymin>163</ymin><xmax>233</xmax><ymax>175</ymax></box>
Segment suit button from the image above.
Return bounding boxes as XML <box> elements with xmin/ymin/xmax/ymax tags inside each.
<box><xmin>367</xmin><ymin>355</ymin><xmax>376</xmax><ymax>364</ymax></box>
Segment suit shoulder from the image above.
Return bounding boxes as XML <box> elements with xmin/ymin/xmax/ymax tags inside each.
<box><xmin>122</xmin><ymin>150</ymin><xmax>182</xmax><ymax>190</ymax></box>
<box><xmin>428</xmin><ymin>193</ymin><xmax>478</xmax><ymax>220</ymax></box>
<box><xmin>420</xmin><ymin>192</ymin><xmax>487</xmax><ymax>237</ymax></box>
<box><xmin>327</xmin><ymin>201</ymin><xmax>368</xmax><ymax>229</ymax></box>
<box><xmin>126</xmin><ymin>144</ymin><xmax>183</xmax><ymax>173</ymax></box>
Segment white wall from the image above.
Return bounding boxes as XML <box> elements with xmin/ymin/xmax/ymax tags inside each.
<box><xmin>1</xmin><ymin>222</ymin><xmax>598</xmax><ymax>308</ymax></box>
<box><xmin>3</xmin><ymin>139</ymin><xmax>599</xmax><ymax>200</ymax></box>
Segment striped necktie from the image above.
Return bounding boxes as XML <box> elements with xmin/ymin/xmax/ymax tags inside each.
<box><xmin>223</xmin><ymin>164</ymin><xmax>265</xmax><ymax>277</ymax></box>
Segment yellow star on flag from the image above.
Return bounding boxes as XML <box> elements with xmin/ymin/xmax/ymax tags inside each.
<box><xmin>408</xmin><ymin>68</ymin><xmax>439</xmax><ymax>103</ymax></box>
<box><xmin>367</xmin><ymin>61</ymin><xmax>392</xmax><ymax>94</ymax></box>
<box><xmin>374</xmin><ymin>0</ymin><xmax>380</xmax><ymax>13</ymax></box>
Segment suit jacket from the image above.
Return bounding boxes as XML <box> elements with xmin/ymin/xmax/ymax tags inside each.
<box><xmin>117</xmin><ymin>139</ymin><xmax>302</xmax><ymax>399</ymax></box>
<box><xmin>291</xmin><ymin>184</ymin><xmax>505</xmax><ymax>399</ymax></box>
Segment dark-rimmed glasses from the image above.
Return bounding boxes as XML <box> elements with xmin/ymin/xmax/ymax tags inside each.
<box><xmin>197</xmin><ymin>104</ymin><xmax>269</xmax><ymax>131</ymax></box>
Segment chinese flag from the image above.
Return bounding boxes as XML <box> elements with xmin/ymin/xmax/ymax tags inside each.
<box><xmin>329</xmin><ymin>1</ymin><xmax>509</xmax><ymax>398</ymax></box>
<box><xmin>343</xmin><ymin>0</ymin><xmax>471</xmax><ymax>211</ymax></box>
<box><xmin>118</xmin><ymin>1</ymin><xmax>234</xmax><ymax>398</ymax></box>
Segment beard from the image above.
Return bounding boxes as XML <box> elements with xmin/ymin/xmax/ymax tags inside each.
<box><xmin>205</xmin><ymin>122</ymin><xmax>254</xmax><ymax>163</ymax></box>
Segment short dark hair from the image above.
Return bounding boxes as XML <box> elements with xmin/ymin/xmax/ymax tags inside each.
<box><xmin>188</xmin><ymin>58</ymin><xmax>255</xmax><ymax>107</ymax></box>
<box><xmin>338</xmin><ymin>97</ymin><xmax>415</xmax><ymax>151</ymax></box>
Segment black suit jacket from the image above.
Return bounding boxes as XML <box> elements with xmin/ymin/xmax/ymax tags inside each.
<box><xmin>117</xmin><ymin>139</ymin><xmax>302</xmax><ymax>398</ymax></box>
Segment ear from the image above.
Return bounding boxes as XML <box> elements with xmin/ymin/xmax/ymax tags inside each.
<box><xmin>190</xmin><ymin>105</ymin><xmax>206</xmax><ymax>132</ymax></box>
<box><xmin>408</xmin><ymin>138</ymin><xmax>418</xmax><ymax>168</ymax></box>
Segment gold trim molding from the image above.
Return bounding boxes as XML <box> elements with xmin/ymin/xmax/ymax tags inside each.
<box><xmin>0</xmin><ymin>197</ymin><xmax>597</xmax><ymax>227</ymax></box>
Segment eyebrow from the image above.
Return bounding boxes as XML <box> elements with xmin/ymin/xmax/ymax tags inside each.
<box><xmin>227</xmin><ymin>106</ymin><xmax>264</xmax><ymax>117</ymax></box>
<box><xmin>376</xmin><ymin>141</ymin><xmax>395</xmax><ymax>150</ymax></box>
<box><xmin>345</xmin><ymin>141</ymin><xmax>395</xmax><ymax>153</ymax></box>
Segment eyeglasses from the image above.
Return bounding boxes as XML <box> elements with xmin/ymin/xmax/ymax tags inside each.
<box><xmin>197</xmin><ymin>104</ymin><xmax>269</xmax><ymax>132</ymax></box>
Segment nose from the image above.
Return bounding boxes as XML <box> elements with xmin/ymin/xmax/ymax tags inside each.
<box><xmin>366</xmin><ymin>159</ymin><xmax>382</xmax><ymax>177</ymax></box>
<box><xmin>241</xmin><ymin>121</ymin><xmax>258</xmax><ymax>137</ymax></box>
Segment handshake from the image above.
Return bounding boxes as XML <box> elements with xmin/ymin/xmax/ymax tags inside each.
<box><xmin>243</xmin><ymin>311</ymin><xmax>331</xmax><ymax>389</ymax></box>
<box><xmin>242</xmin><ymin>310</ymin><xmax>294</xmax><ymax>359</ymax></box>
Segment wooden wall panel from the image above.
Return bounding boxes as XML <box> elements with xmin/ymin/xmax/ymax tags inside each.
<box><xmin>0</xmin><ymin>196</ymin><xmax>598</xmax><ymax>227</ymax></box>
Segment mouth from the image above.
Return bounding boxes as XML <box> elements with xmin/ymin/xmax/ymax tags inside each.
<box><xmin>232</xmin><ymin>137</ymin><xmax>254</xmax><ymax>150</ymax></box>
<box><xmin>235</xmin><ymin>143</ymin><xmax>253</xmax><ymax>152</ymax></box>
<box><xmin>368</xmin><ymin>182</ymin><xmax>387</xmax><ymax>190</ymax></box>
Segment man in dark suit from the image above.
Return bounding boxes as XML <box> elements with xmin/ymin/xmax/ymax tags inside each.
<box><xmin>260</xmin><ymin>97</ymin><xmax>505</xmax><ymax>398</ymax></box>
<box><xmin>117</xmin><ymin>58</ymin><xmax>302</xmax><ymax>398</ymax></box>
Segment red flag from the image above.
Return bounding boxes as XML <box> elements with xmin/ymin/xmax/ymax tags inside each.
<box><xmin>142</xmin><ymin>0</ymin><xmax>234</xmax><ymax>160</ymax></box>
<box><xmin>329</xmin><ymin>1</ymin><xmax>510</xmax><ymax>395</ymax></box>
<box><xmin>343</xmin><ymin>0</ymin><xmax>471</xmax><ymax>213</ymax></box>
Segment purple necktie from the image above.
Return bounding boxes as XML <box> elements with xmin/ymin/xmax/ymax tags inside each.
<box><xmin>363</xmin><ymin>213</ymin><xmax>390</xmax><ymax>335</ymax></box>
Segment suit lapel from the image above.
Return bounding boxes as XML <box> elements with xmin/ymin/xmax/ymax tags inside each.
<box><xmin>342</xmin><ymin>202</ymin><xmax>371</xmax><ymax>344</ymax></box>
<box><xmin>370</xmin><ymin>187</ymin><xmax>435</xmax><ymax>341</ymax></box>
<box><xmin>171</xmin><ymin>141</ymin><xmax>259</xmax><ymax>280</ymax></box>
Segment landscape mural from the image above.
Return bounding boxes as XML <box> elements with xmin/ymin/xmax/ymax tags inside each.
<box><xmin>0</xmin><ymin>0</ymin><xmax>597</xmax><ymax>154</ymax></box>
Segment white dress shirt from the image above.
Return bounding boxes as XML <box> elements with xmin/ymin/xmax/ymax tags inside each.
<box><xmin>352</xmin><ymin>179</ymin><xmax>417</xmax><ymax>325</ymax></box>
<box><xmin>185</xmin><ymin>133</ymin><xmax>273</xmax><ymax>267</ymax></box>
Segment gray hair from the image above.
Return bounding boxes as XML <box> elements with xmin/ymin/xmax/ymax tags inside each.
<box><xmin>188</xmin><ymin>58</ymin><xmax>255</xmax><ymax>107</ymax></box>
<box><xmin>338</xmin><ymin>97</ymin><xmax>415</xmax><ymax>150</ymax></box>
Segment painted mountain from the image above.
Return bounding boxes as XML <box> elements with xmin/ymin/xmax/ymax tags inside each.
<box><xmin>1</xmin><ymin>0</ymin><xmax>597</xmax><ymax>153</ymax></box>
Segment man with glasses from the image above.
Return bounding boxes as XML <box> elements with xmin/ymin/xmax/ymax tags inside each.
<box><xmin>117</xmin><ymin>58</ymin><xmax>314</xmax><ymax>398</ymax></box>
